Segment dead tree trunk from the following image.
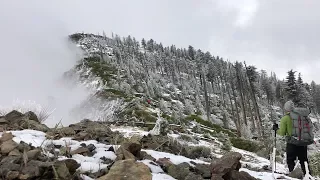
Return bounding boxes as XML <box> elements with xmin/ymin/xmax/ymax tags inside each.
<box><xmin>244</xmin><ymin>62</ymin><xmax>264</xmax><ymax>136</ymax></box>
<box><xmin>228</xmin><ymin>63</ymin><xmax>241</xmax><ymax>136</ymax></box>
<box><xmin>234</xmin><ymin>63</ymin><xmax>248</xmax><ymax>126</ymax></box>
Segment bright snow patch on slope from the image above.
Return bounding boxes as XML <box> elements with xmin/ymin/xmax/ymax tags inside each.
<box><xmin>139</xmin><ymin>160</ymin><xmax>164</xmax><ymax>173</ymax></box>
<box><xmin>152</xmin><ymin>173</ymin><xmax>176</xmax><ymax>180</ymax></box>
<box><xmin>110</xmin><ymin>126</ymin><xmax>150</xmax><ymax>138</ymax></box>
<box><xmin>240</xmin><ymin>168</ymin><xmax>298</xmax><ymax>180</ymax></box>
<box><xmin>142</xmin><ymin>149</ymin><xmax>210</xmax><ymax>166</ymax></box>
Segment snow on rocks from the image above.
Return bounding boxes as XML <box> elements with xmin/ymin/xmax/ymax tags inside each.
<box><xmin>0</xmin><ymin>109</ymin><xmax>311</xmax><ymax>179</ymax></box>
<box><xmin>142</xmin><ymin>149</ymin><xmax>209</xmax><ymax>167</ymax></box>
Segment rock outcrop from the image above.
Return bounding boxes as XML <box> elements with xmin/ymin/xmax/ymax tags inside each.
<box><xmin>46</xmin><ymin>119</ymin><xmax>125</xmax><ymax>145</ymax></box>
<box><xmin>97</xmin><ymin>159</ymin><xmax>152</xmax><ymax>180</ymax></box>
<box><xmin>0</xmin><ymin>110</ymin><xmax>49</xmax><ymax>132</ymax></box>
<box><xmin>210</xmin><ymin>152</ymin><xmax>257</xmax><ymax>180</ymax></box>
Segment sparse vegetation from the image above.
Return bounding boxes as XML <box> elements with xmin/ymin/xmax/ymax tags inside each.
<box><xmin>186</xmin><ymin>146</ymin><xmax>212</xmax><ymax>159</ymax></box>
<box><xmin>309</xmin><ymin>152</ymin><xmax>320</xmax><ymax>176</ymax></box>
<box><xmin>185</xmin><ymin>114</ymin><xmax>237</xmax><ymax>137</ymax></box>
<box><xmin>216</xmin><ymin>132</ymin><xmax>232</xmax><ymax>151</ymax></box>
<box><xmin>134</xmin><ymin>109</ymin><xmax>157</xmax><ymax>122</ymax></box>
<box><xmin>178</xmin><ymin>134</ymin><xmax>197</xmax><ymax>143</ymax></box>
<box><xmin>230</xmin><ymin>137</ymin><xmax>262</xmax><ymax>153</ymax></box>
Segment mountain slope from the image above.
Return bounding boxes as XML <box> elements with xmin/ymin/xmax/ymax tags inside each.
<box><xmin>66</xmin><ymin>32</ymin><xmax>320</xmax><ymax>178</ymax></box>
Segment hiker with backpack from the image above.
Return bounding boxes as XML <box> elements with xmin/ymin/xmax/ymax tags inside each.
<box><xmin>274</xmin><ymin>100</ymin><xmax>314</xmax><ymax>175</ymax></box>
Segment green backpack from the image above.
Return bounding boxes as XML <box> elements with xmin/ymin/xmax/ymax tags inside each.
<box><xmin>286</xmin><ymin>107</ymin><xmax>315</xmax><ymax>146</ymax></box>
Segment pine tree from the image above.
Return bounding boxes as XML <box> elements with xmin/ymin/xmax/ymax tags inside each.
<box><xmin>285</xmin><ymin>70</ymin><xmax>298</xmax><ymax>103</ymax></box>
<box><xmin>147</xmin><ymin>39</ymin><xmax>154</xmax><ymax>51</ymax></box>
<box><xmin>188</xmin><ymin>45</ymin><xmax>195</xmax><ymax>60</ymax></box>
<box><xmin>296</xmin><ymin>73</ymin><xmax>307</xmax><ymax>107</ymax></box>
<box><xmin>141</xmin><ymin>38</ymin><xmax>146</xmax><ymax>49</ymax></box>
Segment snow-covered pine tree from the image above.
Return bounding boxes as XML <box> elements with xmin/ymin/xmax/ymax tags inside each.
<box><xmin>284</xmin><ymin>69</ymin><xmax>298</xmax><ymax>103</ymax></box>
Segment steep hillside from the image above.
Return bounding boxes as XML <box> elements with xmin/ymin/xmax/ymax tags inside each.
<box><xmin>64</xmin><ymin>32</ymin><xmax>320</xmax><ymax>178</ymax></box>
<box><xmin>68</xmin><ymin>32</ymin><xmax>320</xmax><ymax>137</ymax></box>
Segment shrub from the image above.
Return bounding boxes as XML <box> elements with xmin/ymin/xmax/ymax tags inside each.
<box><xmin>178</xmin><ymin>134</ymin><xmax>194</xmax><ymax>142</ymax></box>
<box><xmin>187</xmin><ymin>146</ymin><xmax>212</xmax><ymax>159</ymax></box>
<box><xmin>309</xmin><ymin>152</ymin><xmax>320</xmax><ymax>176</ymax></box>
<box><xmin>216</xmin><ymin>132</ymin><xmax>232</xmax><ymax>151</ymax></box>
<box><xmin>134</xmin><ymin>110</ymin><xmax>157</xmax><ymax>122</ymax></box>
<box><xmin>230</xmin><ymin>137</ymin><xmax>262</xmax><ymax>153</ymax></box>
<box><xmin>203</xmin><ymin>133</ymin><xmax>212</xmax><ymax>139</ymax></box>
<box><xmin>184</xmin><ymin>114</ymin><xmax>237</xmax><ymax>137</ymax></box>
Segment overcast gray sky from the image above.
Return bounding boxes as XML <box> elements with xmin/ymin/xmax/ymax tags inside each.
<box><xmin>1</xmin><ymin>0</ymin><xmax>320</xmax><ymax>84</ymax></box>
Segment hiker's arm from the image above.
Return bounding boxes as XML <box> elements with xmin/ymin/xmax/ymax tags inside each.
<box><xmin>277</xmin><ymin>116</ymin><xmax>287</xmax><ymax>136</ymax></box>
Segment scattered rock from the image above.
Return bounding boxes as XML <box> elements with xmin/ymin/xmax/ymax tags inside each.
<box><xmin>210</xmin><ymin>152</ymin><xmax>257</xmax><ymax>180</ymax></box>
<box><xmin>139</xmin><ymin>151</ymin><xmax>155</xmax><ymax>161</ymax></box>
<box><xmin>185</xmin><ymin>172</ymin><xmax>205</xmax><ymax>180</ymax></box>
<box><xmin>54</xmin><ymin>161</ymin><xmax>72</xmax><ymax>180</ymax></box>
<box><xmin>4</xmin><ymin>110</ymin><xmax>24</xmax><ymax>123</ymax></box>
<box><xmin>21</xmin><ymin>161</ymin><xmax>42</xmax><ymax>179</ymax></box>
<box><xmin>16</xmin><ymin>141</ymin><xmax>32</xmax><ymax>152</ymax></box>
<box><xmin>61</xmin><ymin>159</ymin><xmax>81</xmax><ymax>174</ymax></box>
<box><xmin>97</xmin><ymin>159</ymin><xmax>152</xmax><ymax>180</ymax></box>
<box><xmin>1</xmin><ymin>156</ymin><xmax>21</xmax><ymax>164</ymax></box>
<box><xmin>87</xmin><ymin>143</ymin><xmax>96</xmax><ymax>152</ymax></box>
<box><xmin>224</xmin><ymin>170</ymin><xmax>257</xmax><ymax>180</ymax></box>
<box><xmin>0</xmin><ymin>110</ymin><xmax>50</xmax><ymax>132</ymax></box>
<box><xmin>0</xmin><ymin>132</ymin><xmax>13</xmax><ymax>143</ymax></box>
<box><xmin>27</xmin><ymin>149</ymin><xmax>41</xmax><ymax>160</ymax></box>
<box><xmin>167</xmin><ymin>163</ymin><xmax>191</xmax><ymax>180</ymax></box>
<box><xmin>121</xmin><ymin>138</ymin><xmax>142</xmax><ymax>157</ymax></box>
<box><xmin>210</xmin><ymin>152</ymin><xmax>242</xmax><ymax>175</ymax></box>
<box><xmin>8</xmin><ymin>149</ymin><xmax>21</xmax><ymax>156</ymax></box>
<box><xmin>70</xmin><ymin>147</ymin><xmax>89</xmax><ymax>155</ymax></box>
<box><xmin>0</xmin><ymin>117</ymin><xmax>8</xmax><ymax>124</ymax></box>
<box><xmin>0</xmin><ymin>163</ymin><xmax>21</xmax><ymax>177</ymax></box>
<box><xmin>195</xmin><ymin>163</ymin><xmax>211</xmax><ymax>178</ymax></box>
<box><xmin>107</xmin><ymin>146</ymin><xmax>115</xmax><ymax>152</ymax></box>
<box><xmin>156</xmin><ymin>157</ymin><xmax>173</xmax><ymax>171</ymax></box>
<box><xmin>73</xmin><ymin>131</ymin><xmax>90</xmax><ymax>141</ymax></box>
<box><xmin>59</xmin><ymin>127</ymin><xmax>76</xmax><ymax>136</ymax></box>
<box><xmin>1</xmin><ymin>140</ymin><xmax>18</xmax><ymax>154</ymax></box>
<box><xmin>90</xmin><ymin>169</ymin><xmax>109</xmax><ymax>179</ymax></box>
<box><xmin>6</xmin><ymin>171</ymin><xmax>19</xmax><ymax>180</ymax></box>
<box><xmin>115</xmin><ymin>146</ymin><xmax>136</xmax><ymax>161</ymax></box>
<box><xmin>24</xmin><ymin>111</ymin><xmax>39</xmax><ymax>122</ymax></box>
<box><xmin>100</xmin><ymin>156</ymin><xmax>114</xmax><ymax>164</ymax></box>
<box><xmin>20</xmin><ymin>120</ymin><xmax>50</xmax><ymax>132</ymax></box>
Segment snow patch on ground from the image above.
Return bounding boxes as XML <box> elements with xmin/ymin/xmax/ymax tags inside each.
<box><xmin>142</xmin><ymin>149</ymin><xmax>209</xmax><ymax>166</ymax></box>
<box><xmin>3</xmin><ymin>129</ymin><xmax>117</xmax><ymax>173</ymax></box>
<box><xmin>1</xmin><ymin>126</ymin><xmax>315</xmax><ymax>179</ymax></box>
<box><xmin>152</xmin><ymin>173</ymin><xmax>176</xmax><ymax>180</ymax></box>
<box><xmin>139</xmin><ymin>159</ymin><xmax>164</xmax><ymax>173</ymax></box>
<box><xmin>110</xmin><ymin>126</ymin><xmax>150</xmax><ymax>138</ymax></box>
<box><xmin>240</xmin><ymin>168</ymin><xmax>298</xmax><ymax>180</ymax></box>
<box><xmin>232</xmin><ymin>147</ymin><xmax>288</xmax><ymax>174</ymax></box>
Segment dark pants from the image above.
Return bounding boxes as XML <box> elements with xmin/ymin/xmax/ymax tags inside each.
<box><xmin>286</xmin><ymin>143</ymin><xmax>311</xmax><ymax>175</ymax></box>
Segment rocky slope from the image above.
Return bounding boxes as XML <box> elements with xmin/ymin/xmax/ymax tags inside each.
<box><xmin>0</xmin><ymin>110</ymin><xmax>310</xmax><ymax>180</ymax></box>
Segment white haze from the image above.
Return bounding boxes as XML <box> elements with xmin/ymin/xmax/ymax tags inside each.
<box><xmin>0</xmin><ymin>1</ymin><xmax>105</xmax><ymax>127</ymax></box>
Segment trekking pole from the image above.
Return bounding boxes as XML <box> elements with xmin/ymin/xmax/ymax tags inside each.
<box><xmin>272</xmin><ymin>122</ymin><xmax>278</xmax><ymax>174</ymax></box>
<box><xmin>274</xmin><ymin>128</ymin><xmax>277</xmax><ymax>172</ymax></box>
